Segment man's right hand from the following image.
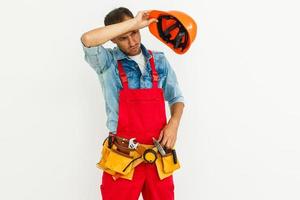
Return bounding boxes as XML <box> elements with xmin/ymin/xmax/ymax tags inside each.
<box><xmin>133</xmin><ymin>10</ymin><xmax>158</xmax><ymax>30</ymax></box>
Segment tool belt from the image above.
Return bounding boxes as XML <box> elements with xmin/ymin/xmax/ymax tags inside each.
<box><xmin>96</xmin><ymin>135</ymin><xmax>180</xmax><ymax>181</ymax></box>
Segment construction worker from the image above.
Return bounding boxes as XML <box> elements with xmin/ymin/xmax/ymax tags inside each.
<box><xmin>81</xmin><ymin>7</ymin><xmax>184</xmax><ymax>200</ymax></box>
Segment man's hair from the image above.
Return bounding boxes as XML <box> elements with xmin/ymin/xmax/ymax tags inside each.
<box><xmin>104</xmin><ymin>7</ymin><xmax>134</xmax><ymax>26</ymax></box>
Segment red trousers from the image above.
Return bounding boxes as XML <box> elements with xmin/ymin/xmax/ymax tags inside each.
<box><xmin>100</xmin><ymin>163</ymin><xmax>174</xmax><ymax>200</ymax></box>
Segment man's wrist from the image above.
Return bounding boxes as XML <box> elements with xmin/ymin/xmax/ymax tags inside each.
<box><xmin>168</xmin><ymin>117</ymin><xmax>180</xmax><ymax>128</ymax></box>
<box><xmin>128</xmin><ymin>18</ymin><xmax>139</xmax><ymax>31</ymax></box>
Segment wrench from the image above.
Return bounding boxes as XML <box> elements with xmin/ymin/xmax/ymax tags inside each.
<box><xmin>128</xmin><ymin>138</ymin><xmax>139</xmax><ymax>149</ymax></box>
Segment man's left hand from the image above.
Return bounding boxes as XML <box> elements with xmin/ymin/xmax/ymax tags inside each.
<box><xmin>158</xmin><ymin>119</ymin><xmax>179</xmax><ymax>149</ymax></box>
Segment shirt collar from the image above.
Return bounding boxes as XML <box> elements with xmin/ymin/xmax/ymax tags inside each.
<box><xmin>114</xmin><ymin>43</ymin><xmax>152</xmax><ymax>61</ymax></box>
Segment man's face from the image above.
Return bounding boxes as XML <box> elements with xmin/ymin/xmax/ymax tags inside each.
<box><xmin>112</xmin><ymin>30</ymin><xmax>142</xmax><ymax>56</ymax></box>
<box><xmin>111</xmin><ymin>18</ymin><xmax>142</xmax><ymax>56</ymax></box>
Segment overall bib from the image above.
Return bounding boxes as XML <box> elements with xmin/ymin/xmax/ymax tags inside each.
<box><xmin>100</xmin><ymin>51</ymin><xmax>174</xmax><ymax>200</ymax></box>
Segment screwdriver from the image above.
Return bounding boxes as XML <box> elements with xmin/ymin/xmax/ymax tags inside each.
<box><xmin>152</xmin><ymin>137</ymin><xmax>166</xmax><ymax>156</ymax></box>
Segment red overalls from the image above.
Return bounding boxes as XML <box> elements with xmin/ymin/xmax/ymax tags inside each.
<box><xmin>100</xmin><ymin>51</ymin><xmax>174</xmax><ymax>200</ymax></box>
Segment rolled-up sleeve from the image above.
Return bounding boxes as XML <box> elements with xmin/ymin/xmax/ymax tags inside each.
<box><xmin>162</xmin><ymin>57</ymin><xmax>185</xmax><ymax>107</ymax></box>
<box><xmin>82</xmin><ymin>42</ymin><xmax>114</xmax><ymax>74</ymax></box>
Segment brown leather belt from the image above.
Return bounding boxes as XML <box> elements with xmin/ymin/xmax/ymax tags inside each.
<box><xmin>107</xmin><ymin>135</ymin><xmax>135</xmax><ymax>155</ymax></box>
<box><xmin>107</xmin><ymin>134</ymin><xmax>173</xmax><ymax>155</ymax></box>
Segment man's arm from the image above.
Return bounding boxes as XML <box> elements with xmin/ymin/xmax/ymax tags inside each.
<box><xmin>81</xmin><ymin>10</ymin><xmax>157</xmax><ymax>47</ymax></box>
<box><xmin>158</xmin><ymin>102</ymin><xmax>184</xmax><ymax>149</ymax></box>
<box><xmin>170</xmin><ymin>102</ymin><xmax>184</xmax><ymax>127</ymax></box>
<box><xmin>158</xmin><ymin>53</ymin><xmax>185</xmax><ymax>149</ymax></box>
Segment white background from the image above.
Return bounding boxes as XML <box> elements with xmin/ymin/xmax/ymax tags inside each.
<box><xmin>1</xmin><ymin>0</ymin><xmax>300</xmax><ymax>199</ymax></box>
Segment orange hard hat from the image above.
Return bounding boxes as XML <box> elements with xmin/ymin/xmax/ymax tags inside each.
<box><xmin>148</xmin><ymin>10</ymin><xmax>197</xmax><ymax>54</ymax></box>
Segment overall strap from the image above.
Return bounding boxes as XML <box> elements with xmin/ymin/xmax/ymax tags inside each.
<box><xmin>117</xmin><ymin>60</ymin><xmax>129</xmax><ymax>89</ymax></box>
<box><xmin>117</xmin><ymin>50</ymin><xmax>159</xmax><ymax>89</ymax></box>
<box><xmin>148</xmin><ymin>50</ymin><xmax>159</xmax><ymax>88</ymax></box>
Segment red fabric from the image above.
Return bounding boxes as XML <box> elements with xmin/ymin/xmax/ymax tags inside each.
<box><xmin>116</xmin><ymin>50</ymin><xmax>167</xmax><ymax>144</ymax></box>
<box><xmin>101</xmin><ymin>164</ymin><xmax>174</xmax><ymax>200</ymax></box>
<box><xmin>100</xmin><ymin>51</ymin><xmax>174</xmax><ymax>200</ymax></box>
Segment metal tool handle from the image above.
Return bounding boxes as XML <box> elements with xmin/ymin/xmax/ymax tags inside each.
<box><xmin>152</xmin><ymin>137</ymin><xmax>166</xmax><ymax>156</ymax></box>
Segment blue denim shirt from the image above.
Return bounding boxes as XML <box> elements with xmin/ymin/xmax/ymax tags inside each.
<box><xmin>82</xmin><ymin>43</ymin><xmax>184</xmax><ymax>133</ymax></box>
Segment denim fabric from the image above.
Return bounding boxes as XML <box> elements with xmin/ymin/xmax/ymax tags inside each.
<box><xmin>82</xmin><ymin>43</ymin><xmax>184</xmax><ymax>133</ymax></box>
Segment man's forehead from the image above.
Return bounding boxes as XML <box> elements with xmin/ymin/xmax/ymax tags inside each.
<box><xmin>119</xmin><ymin>30</ymin><xmax>136</xmax><ymax>38</ymax></box>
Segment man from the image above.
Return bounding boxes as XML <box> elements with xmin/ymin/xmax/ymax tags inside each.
<box><xmin>81</xmin><ymin>7</ymin><xmax>184</xmax><ymax>200</ymax></box>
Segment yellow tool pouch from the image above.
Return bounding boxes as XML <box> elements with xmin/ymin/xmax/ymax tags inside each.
<box><xmin>97</xmin><ymin>139</ymin><xmax>142</xmax><ymax>180</ymax></box>
<box><xmin>155</xmin><ymin>151</ymin><xmax>181</xmax><ymax>180</ymax></box>
<box><xmin>162</xmin><ymin>152</ymin><xmax>180</xmax><ymax>173</ymax></box>
<box><xmin>104</xmin><ymin>149</ymin><xmax>134</xmax><ymax>175</ymax></box>
<box><xmin>97</xmin><ymin>138</ymin><xmax>181</xmax><ymax>181</ymax></box>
